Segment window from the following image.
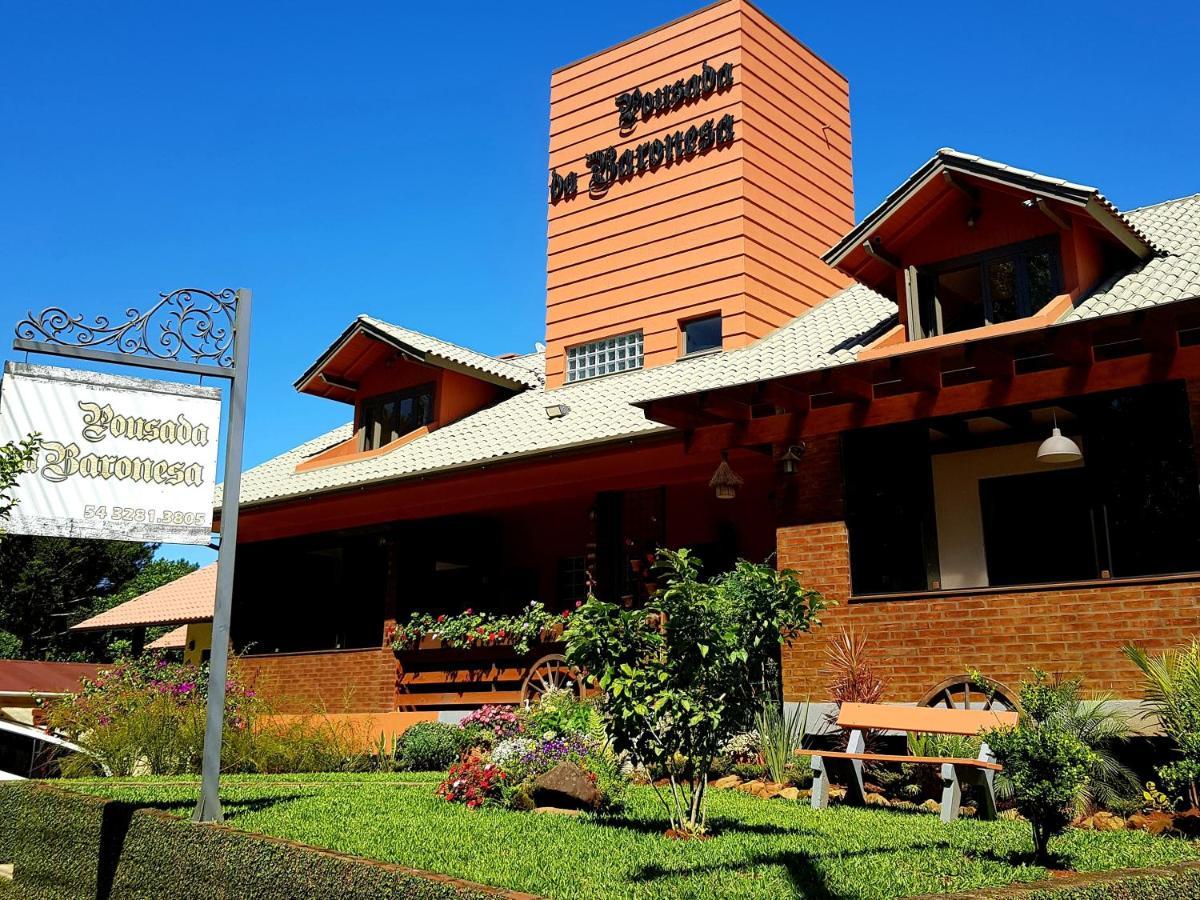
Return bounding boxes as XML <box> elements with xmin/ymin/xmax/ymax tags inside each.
<box><xmin>359</xmin><ymin>383</ymin><xmax>434</xmax><ymax>450</ymax></box>
<box><xmin>843</xmin><ymin>383</ymin><xmax>1200</xmax><ymax>596</ymax></box>
<box><xmin>681</xmin><ymin>314</ymin><xmax>722</xmax><ymax>355</ymax></box>
<box><xmin>565</xmin><ymin>331</ymin><xmax>643</xmax><ymax>382</ymax></box>
<box><xmin>908</xmin><ymin>239</ymin><xmax>1061</xmax><ymax>339</ymax></box>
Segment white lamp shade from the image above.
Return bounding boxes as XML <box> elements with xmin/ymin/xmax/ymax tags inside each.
<box><xmin>1037</xmin><ymin>427</ymin><xmax>1083</xmax><ymax>464</ymax></box>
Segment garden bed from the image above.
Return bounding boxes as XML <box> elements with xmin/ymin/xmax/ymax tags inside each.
<box><xmin>40</xmin><ymin>775</ymin><xmax>1200</xmax><ymax>899</ymax></box>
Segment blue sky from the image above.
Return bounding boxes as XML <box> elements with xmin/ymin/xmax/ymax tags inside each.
<box><xmin>2</xmin><ymin>1</ymin><xmax>1198</xmax><ymax>567</ymax></box>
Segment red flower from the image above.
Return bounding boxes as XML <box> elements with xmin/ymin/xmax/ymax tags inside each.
<box><xmin>437</xmin><ymin>614</ymin><xmax>446</xmax><ymax>623</ymax></box>
<box><xmin>562</xmin><ymin>610</ymin><xmax>570</xmax><ymax>618</ymax></box>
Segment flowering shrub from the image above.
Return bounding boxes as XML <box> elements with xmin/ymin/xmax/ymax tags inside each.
<box><xmin>491</xmin><ymin>737</ymin><xmax>535</xmax><ymax>766</ymax></box>
<box><xmin>47</xmin><ymin>653</ymin><xmax>258</xmax><ymax>776</ymax></box>
<box><xmin>521</xmin><ymin>686</ymin><xmax>602</xmax><ymax>741</ymax></box>
<box><xmin>460</xmin><ymin>705</ymin><xmax>522</xmax><ymax>740</ymax></box>
<box><xmin>437</xmin><ymin>757</ymin><xmax>506</xmax><ymax>808</ymax></box>
<box><xmin>720</xmin><ymin>730</ymin><xmax>762</xmax><ymax>764</ymax></box>
<box><xmin>390</xmin><ymin>601</ymin><xmax>564</xmax><ymax>655</ymax></box>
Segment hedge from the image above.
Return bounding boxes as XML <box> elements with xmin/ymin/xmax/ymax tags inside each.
<box><xmin>932</xmin><ymin>860</ymin><xmax>1200</xmax><ymax>898</ymax></box>
<box><xmin>0</xmin><ymin>782</ymin><xmax>530</xmax><ymax>900</ymax></box>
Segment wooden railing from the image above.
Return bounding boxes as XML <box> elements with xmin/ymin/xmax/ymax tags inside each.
<box><xmin>393</xmin><ymin>637</ymin><xmax>569</xmax><ymax>709</ymax></box>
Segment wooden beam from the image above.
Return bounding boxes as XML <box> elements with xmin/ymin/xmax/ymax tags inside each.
<box><xmin>969</xmin><ymin>344</ymin><xmax>1015</xmax><ymax>381</ymax></box>
<box><xmin>1141</xmin><ymin>311</ymin><xmax>1180</xmax><ymax>356</ymax></box>
<box><xmin>686</xmin><ymin>344</ymin><xmax>1200</xmax><ymax>451</ymax></box>
<box><xmin>1027</xmin><ymin>196</ymin><xmax>1072</xmax><ymax>231</ymax></box>
<box><xmin>641</xmin><ymin>400</ymin><xmax>717</xmax><ymax>430</ymax></box>
<box><xmin>759</xmin><ymin>381</ymin><xmax>812</xmax><ymax>414</ymax></box>
<box><xmin>942</xmin><ymin>170</ymin><xmax>980</xmax><ymax>203</ymax></box>
<box><xmin>701</xmin><ymin>395</ymin><xmax>754</xmax><ymax>422</ymax></box>
<box><xmin>828</xmin><ymin>369</ymin><xmax>876</xmax><ymax>402</ymax></box>
<box><xmin>862</xmin><ymin>237</ymin><xmax>901</xmax><ymax>270</ymax></box>
<box><xmin>897</xmin><ymin>355</ymin><xmax>943</xmax><ymax>393</ymax></box>
<box><xmin>1049</xmin><ymin>329</ymin><xmax>1094</xmax><ymax>366</ymax></box>
<box><xmin>319</xmin><ymin>372</ymin><xmax>359</xmax><ymax>391</ymax></box>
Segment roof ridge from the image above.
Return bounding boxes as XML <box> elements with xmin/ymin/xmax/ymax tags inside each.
<box><xmin>1122</xmin><ymin>191</ymin><xmax>1200</xmax><ymax>215</ymax></box>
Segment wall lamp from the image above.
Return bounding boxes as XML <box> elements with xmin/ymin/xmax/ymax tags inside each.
<box><xmin>778</xmin><ymin>442</ymin><xmax>807</xmax><ymax>475</ymax></box>
<box><xmin>545</xmin><ymin>402</ymin><xmax>569</xmax><ymax>419</ymax></box>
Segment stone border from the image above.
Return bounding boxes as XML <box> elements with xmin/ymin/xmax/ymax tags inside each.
<box><xmin>915</xmin><ymin>859</ymin><xmax>1200</xmax><ymax>898</ymax></box>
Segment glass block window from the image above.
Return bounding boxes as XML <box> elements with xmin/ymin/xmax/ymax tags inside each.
<box><xmin>565</xmin><ymin>331</ymin><xmax>644</xmax><ymax>382</ymax></box>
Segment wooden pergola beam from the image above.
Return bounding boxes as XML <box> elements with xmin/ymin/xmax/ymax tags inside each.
<box><xmin>685</xmin><ymin>343</ymin><xmax>1200</xmax><ymax>452</ymax></box>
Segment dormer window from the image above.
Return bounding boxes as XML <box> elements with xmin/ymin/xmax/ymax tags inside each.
<box><xmin>359</xmin><ymin>383</ymin><xmax>434</xmax><ymax>450</ymax></box>
<box><xmin>907</xmin><ymin>239</ymin><xmax>1062</xmax><ymax>340</ymax></box>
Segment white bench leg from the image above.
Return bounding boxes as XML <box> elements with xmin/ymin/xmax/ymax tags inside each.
<box><xmin>941</xmin><ymin>763</ymin><xmax>962</xmax><ymax>823</ymax></box>
<box><xmin>811</xmin><ymin>757</ymin><xmax>830</xmax><ymax>810</ymax></box>
<box><xmin>845</xmin><ymin>729</ymin><xmax>867</xmax><ymax>806</ymax></box>
<box><xmin>976</xmin><ymin>742</ymin><xmax>999</xmax><ymax>820</ymax></box>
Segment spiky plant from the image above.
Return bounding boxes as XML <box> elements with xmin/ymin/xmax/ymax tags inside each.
<box><xmin>1124</xmin><ymin>641</ymin><xmax>1200</xmax><ymax>808</ymax></box>
<box><xmin>822</xmin><ymin>628</ymin><xmax>885</xmax><ymax>750</ymax></box>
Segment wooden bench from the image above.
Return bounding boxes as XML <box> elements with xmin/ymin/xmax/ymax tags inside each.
<box><xmin>804</xmin><ymin>702</ymin><xmax>1019</xmax><ymax>822</ymax></box>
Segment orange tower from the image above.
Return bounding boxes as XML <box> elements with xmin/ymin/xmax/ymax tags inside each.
<box><xmin>544</xmin><ymin>0</ymin><xmax>854</xmax><ymax>386</ymax></box>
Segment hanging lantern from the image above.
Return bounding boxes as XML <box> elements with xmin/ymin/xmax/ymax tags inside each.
<box><xmin>778</xmin><ymin>442</ymin><xmax>807</xmax><ymax>475</ymax></box>
<box><xmin>709</xmin><ymin>451</ymin><xmax>744</xmax><ymax>500</ymax></box>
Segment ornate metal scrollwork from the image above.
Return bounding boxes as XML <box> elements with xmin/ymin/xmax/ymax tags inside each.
<box><xmin>15</xmin><ymin>288</ymin><xmax>238</xmax><ymax>369</ymax></box>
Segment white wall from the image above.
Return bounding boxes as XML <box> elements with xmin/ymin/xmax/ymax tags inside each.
<box><xmin>931</xmin><ymin>441</ymin><xmax>1082</xmax><ymax>589</ymax></box>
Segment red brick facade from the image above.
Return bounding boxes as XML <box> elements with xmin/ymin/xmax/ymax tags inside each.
<box><xmin>777</xmin><ymin>409</ymin><xmax>1200</xmax><ymax>703</ymax></box>
<box><xmin>237</xmin><ymin>648</ymin><xmax>396</xmax><ymax>714</ymax></box>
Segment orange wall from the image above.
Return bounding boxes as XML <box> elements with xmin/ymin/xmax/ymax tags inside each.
<box><xmin>544</xmin><ymin>0</ymin><xmax>852</xmax><ymax>386</ymax></box>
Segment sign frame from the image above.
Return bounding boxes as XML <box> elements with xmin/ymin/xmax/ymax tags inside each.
<box><xmin>10</xmin><ymin>287</ymin><xmax>252</xmax><ymax>823</ymax></box>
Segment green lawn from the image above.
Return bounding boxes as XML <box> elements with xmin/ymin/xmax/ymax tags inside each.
<box><xmin>63</xmin><ymin>775</ymin><xmax>1200</xmax><ymax>899</ymax></box>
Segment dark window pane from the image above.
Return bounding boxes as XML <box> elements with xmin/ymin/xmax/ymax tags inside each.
<box><xmin>986</xmin><ymin>258</ymin><xmax>1017</xmax><ymax>323</ymax></box>
<box><xmin>1027</xmin><ymin>251</ymin><xmax>1055</xmax><ymax>312</ymax></box>
<box><xmin>936</xmin><ymin>264</ymin><xmax>986</xmax><ymax>333</ymax></box>
<box><xmin>980</xmin><ymin>469</ymin><xmax>1098</xmax><ymax>586</ymax></box>
<box><xmin>360</xmin><ymin>384</ymin><xmax>435</xmax><ymax>450</ymax></box>
<box><xmin>683</xmin><ymin>315</ymin><xmax>722</xmax><ymax>354</ymax></box>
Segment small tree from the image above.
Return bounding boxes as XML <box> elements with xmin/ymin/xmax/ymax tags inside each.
<box><xmin>565</xmin><ymin>548</ymin><xmax>826</xmax><ymax>835</ymax></box>
<box><xmin>983</xmin><ymin>672</ymin><xmax>1097</xmax><ymax>865</ymax></box>
<box><xmin>0</xmin><ymin>434</ymin><xmax>39</xmax><ymax>523</ymax></box>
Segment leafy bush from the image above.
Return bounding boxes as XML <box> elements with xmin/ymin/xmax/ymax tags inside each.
<box><xmin>396</xmin><ymin>721</ymin><xmax>467</xmax><ymax>771</ymax></box>
<box><xmin>719</xmin><ymin>730</ymin><xmax>761</xmax><ymax>764</ymax></box>
<box><xmin>985</xmin><ymin>672</ymin><xmax>1099</xmax><ymax>864</ymax></box>
<box><xmin>46</xmin><ymin>653</ymin><xmax>258</xmax><ymax>776</ymax></box>
<box><xmin>565</xmin><ymin>548</ymin><xmax>826</xmax><ymax>834</ymax></box>
<box><xmin>521</xmin><ymin>686</ymin><xmax>602</xmax><ymax>740</ymax></box>
<box><xmin>1124</xmin><ymin>640</ymin><xmax>1200</xmax><ymax>808</ymax></box>
<box><xmin>0</xmin><ymin>626</ymin><xmax>20</xmax><ymax>659</ymax></box>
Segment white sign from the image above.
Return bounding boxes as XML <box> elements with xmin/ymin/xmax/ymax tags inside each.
<box><xmin>0</xmin><ymin>363</ymin><xmax>221</xmax><ymax>544</ymax></box>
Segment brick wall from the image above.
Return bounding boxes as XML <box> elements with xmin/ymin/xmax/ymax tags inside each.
<box><xmin>777</xmin><ymin>407</ymin><xmax>1200</xmax><ymax>703</ymax></box>
<box><xmin>237</xmin><ymin>648</ymin><xmax>396</xmax><ymax>714</ymax></box>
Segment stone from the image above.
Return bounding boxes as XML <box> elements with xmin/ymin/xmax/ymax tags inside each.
<box><xmin>778</xmin><ymin>787</ymin><xmax>801</xmax><ymax>801</ymax></box>
<box><xmin>710</xmin><ymin>775</ymin><xmax>742</xmax><ymax>790</ymax></box>
<box><xmin>740</xmin><ymin>779</ymin><xmax>765</xmax><ymax>795</ymax></box>
<box><xmin>532</xmin><ymin>806</ymin><xmax>582</xmax><ymax>817</ymax></box>
<box><xmin>864</xmin><ymin>792</ymin><xmax>890</xmax><ymax>807</ymax></box>
<box><xmin>828</xmin><ymin>786</ymin><xmax>847</xmax><ymax>801</ymax></box>
<box><xmin>532</xmin><ymin>762</ymin><xmax>601</xmax><ymax>810</ymax></box>
<box><xmin>921</xmin><ymin>799</ymin><xmax>942</xmax><ymax>814</ymax></box>
<box><xmin>761</xmin><ymin>781</ymin><xmax>786</xmax><ymax>799</ymax></box>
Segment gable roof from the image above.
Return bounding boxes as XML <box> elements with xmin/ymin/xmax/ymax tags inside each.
<box><xmin>71</xmin><ymin>565</ymin><xmax>215</xmax><ymax>631</ymax></box>
<box><xmin>823</xmin><ymin>149</ymin><xmax>1160</xmax><ymax>269</ymax></box>
<box><xmin>226</xmin><ymin>190</ymin><xmax>1200</xmax><ymax>510</ymax></box>
<box><xmin>294</xmin><ymin>315</ymin><xmax>542</xmax><ymax>396</ymax></box>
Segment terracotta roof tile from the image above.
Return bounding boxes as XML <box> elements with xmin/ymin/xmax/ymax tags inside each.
<box><xmin>72</xmin><ymin>565</ymin><xmax>215</xmax><ymax>631</ymax></box>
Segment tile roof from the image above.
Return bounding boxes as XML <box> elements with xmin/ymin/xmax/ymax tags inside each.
<box><xmin>226</xmin><ymin>284</ymin><xmax>896</xmax><ymax>507</ymax></box>
<box><xmin>148</xmin><ymin>624</ymin><xmax>190</xmax><ymax>650</ymax></box>
<box><xmin>357</xmin><ymin>317</ymin><xmax>542</xmax><ymax>389</ymax></box>
<box><xmin>1063</xmin><ymin>193</ymin><xmax>1200</xmax><ymax>322</ymax></box>
<box><xmin>0</xmin><ymin>660</ymin><xmax>99</xmax><ymax>696</ymax></box>
<box><xmin>226</xmin><ymin>189</ymin><xmax>1199</xmax><ymax>509</ymax></box>
<box><xmin>825</xmin><ymin>149</ymin><xmax>1160</xmax><ymax>266</ymax></box>
<box><xmin>71</xmin><ymin>565</ymin><xmax>216</xmax><ymax>631</ymax></box>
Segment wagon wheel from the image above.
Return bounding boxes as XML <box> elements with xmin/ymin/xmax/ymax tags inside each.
<box><xmin>918</xmin><ymin>675</ymin><xmax>1019</xmax><ymax>713</ymax></box>
<box><xmin>521</xmin><ymin>654</ymin><xmax>582</xmax><ymax>705</ymax></box>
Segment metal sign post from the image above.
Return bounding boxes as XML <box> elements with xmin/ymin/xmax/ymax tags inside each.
<box><xmin>11</xmin><ymin>287</ymin><xmax>252</xmax><ymax>823</ymax></box>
